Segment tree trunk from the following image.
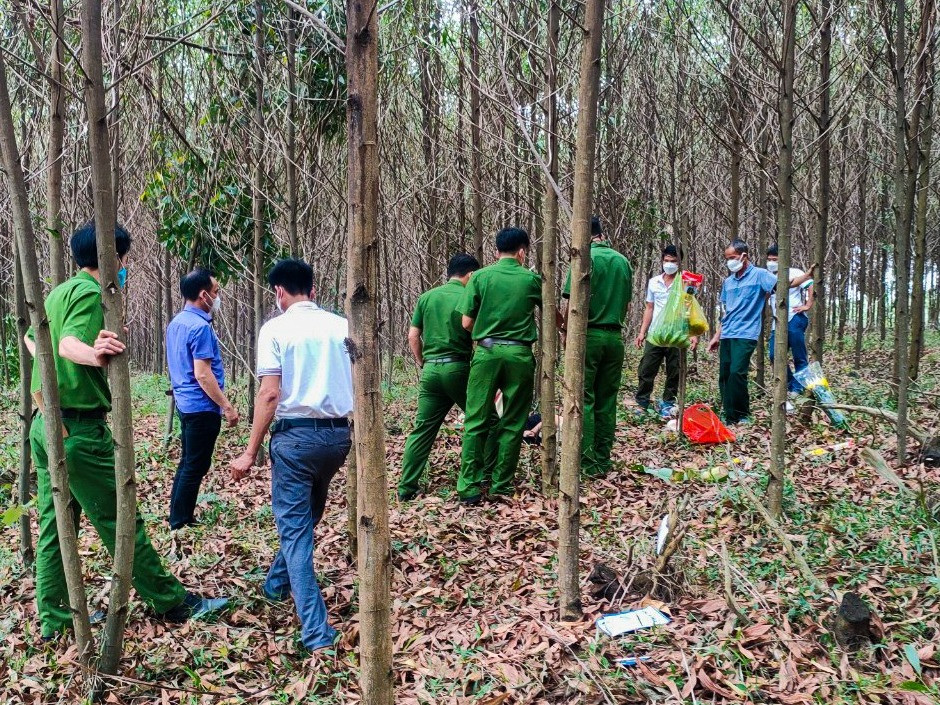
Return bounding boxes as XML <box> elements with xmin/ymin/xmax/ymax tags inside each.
<box><xmin>0</xmin><ymin>50</ymin><xmax>94</xmax><ymax>664</ymax></box>
<box><xmin>250</xmin><ymin>0</ymin><xmax>265</xmax><ymax>447</ymax></box>
<box><xmin>46</xmin><ymin>0</ymin><xmax>67</xmax><ymax>286</ymax></box>
<box><xmin>811</xmin><ymin>0</ymin><xmax>832</xmax><ymax>365</ymax></box>
<box><xmin>558</xmin><ymin>0</ymin><xmax>605</xmax><ymax>623</ymax></box>
<box><xmin>109</xmin><ymin>0</ymin><xmax>121</xmax><ymax>204</ymax></box>
<box><xmin>909</xmin><ymin>53</ymin><xmax>934</xmax><ymax>381</ymax></box>
<box><xmin>855</xmin><ymin>116</ymin><xmax>869</xmax><ymax>369</ymax></box>
<box><xmin>13</xmin><ymin>239</ymin><xmax>35</xmax><ymax>565</ymax></box>
<box><xmin>286</xmin><ymin>8</ymin><xmax>299</xmax><ymax>256</ymax></box>
<box><xmin>540</xmin><ymin>0</ymin><xmax>560</xmax><ymax>494</ymax></box>
<box><xmin>756</xmin><ymin>123</ymin><xmax>770</xmax><ymax>389</ymax></box>
<box><xmin>345</xmin><ymin>0</ymin><xmax>394</xmax><ymax>699</ymax></box>
<box><xmin>768</xmin><ymin>0</ymin><xmax>797</xmax><ymax>519</ymax></box>
<box><xmin>81</xmin><ymin>0</ymin><xmax>135</xmax><ymax>674</ymax></box>
<box><xmin>469</xmin><ymin>0</ymin><xmax>484</xmax><ymax>263</ymax></box>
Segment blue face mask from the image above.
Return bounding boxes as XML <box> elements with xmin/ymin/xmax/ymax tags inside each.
<box><xmin>117</xmin><ymin>267</ymin><xmax>127</xmax><ymax>289</ymax></box>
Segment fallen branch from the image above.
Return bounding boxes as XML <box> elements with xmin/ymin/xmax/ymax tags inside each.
<box><xmin>823</xmin><ymin>404</ymin><xmax>929</xmax><ymax>444</ymax></box>
<box><xmin>720</xmin><ymin>540</ymin><xmax>750</xmax><ymax>624</ymax></box>
<box><xmin>859</xmin><ymin>447</ymin><xmax>912</xmax><ymax>496</ymax></box>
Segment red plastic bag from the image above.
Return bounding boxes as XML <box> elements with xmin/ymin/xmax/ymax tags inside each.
<box><xmin>682</xmin><ymin>403</ymin><xmax>736</xmax><ymax>444</ymax></box>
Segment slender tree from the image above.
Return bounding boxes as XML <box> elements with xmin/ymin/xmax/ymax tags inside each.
<box><xmin>0</xmin><ymin>50</ymin><xmax>94</xmax><ymax>664</ymax></box>
<box><xmin>13</xmin><ymin>239</ymin><xmax>34</xmax><ymax>565</ymax></box>
<box><xmin>80</xmin><ymin>0</ymin><xmax>136</xmax><ymax>674</ymax></box>
<box><xmin>811</xmin><ymin>0</ymin><xmax>833</xmax><ymax>364</ymax></box>
<box><xmin>46</xmin><ymin>0</ymin><xmax>67</xmax><ymax>285</ymax></box>
<box><xmin>345</xmin><ymin>0</ymin><xmax>394</xmax><ymax>698</ymax></box>
<box><xmin>558</xmin><ymin>0</ymin><xmax>606</xmax><ymax>622</ymax></box>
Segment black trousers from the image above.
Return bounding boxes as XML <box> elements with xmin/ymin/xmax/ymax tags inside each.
<box><xmin>169</xmin><ymin>410</ymin><xmax>222</xmax><ymax>529</ymax></box>
<box><xmin>635</xmin><ymin>342</ymin><xmax>680</xmax><ymax>408</ymax></box>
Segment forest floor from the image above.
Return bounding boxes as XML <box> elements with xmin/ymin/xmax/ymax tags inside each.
<box><xmin>2</xmin><ymin>334</ymin><xmax>940</xmax><ymax>704</ymax></box>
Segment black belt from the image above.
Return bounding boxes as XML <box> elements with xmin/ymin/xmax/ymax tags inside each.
<box><xmin>60</xmin><ymin>408</ymin><xmax>107</xmax><ymax>421</ymax></box>
<box><xmin>588</xmin><ymin>324</ymin><xmax>622</xmax><ymax>332</ymax></box>
<box><xmin>425</xmin><ymin>356</ymin><xmax>468</xmax><ymax>364</ymax></box>
<box><xmin>479</xmin><ymin>337</ymin><xmax>531</xmax><ymax>348</ymax></box>
<box><xmin>271</xmin><ymin>417</ymin><xmax>349</xmax><ymax>434</ymax></box>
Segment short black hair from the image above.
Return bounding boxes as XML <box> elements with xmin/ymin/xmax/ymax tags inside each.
<box><xmin>70</xmin><ymin>220</ymin><xmax>132</xmax><ymax>269</ymax></box>
<box><xmin>729</xmin><ymin>239</ymin><xmax>749</xmax><ymax>255</ymax></box>
<box><xmin>766</xmin><ymin>244</ymin><xmax>779</xmax><ymax>257</ymax></box>
<box><xmin>495</xmin><ymin>227</ymin><xmax>530</xmax><ymax>253</ymax></box>
<box><xmin>268</xmin><ymin>258</ymin><xmax>313</xmax><ymax>296</ymax></box>
<box><xmin>662</xmin><ymin>244</ymin><xmax>679</xmax><ymax>259</ymax></box>
<box><xmin>591</xmin><ymin>216</ymin><xmax>602</xmax><ymax>236</ymax></box>
<box><xmin>447</xmin><ymin>253</ymin><xmax>480</xmax><ymax>278</ymax></box>
<box><xmin>180</xmin><ymin>268</ymin><xmax>214</xmax><ymax>301</ymax></box>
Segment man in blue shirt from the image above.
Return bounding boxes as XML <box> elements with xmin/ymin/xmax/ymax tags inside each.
<box><xmin>707</xmin><ymin>240</ymin><xmax>777</xmax><ymax>424</ymax></box>
<box><xmin>166</xmin><ymin>269</ymin><xmax>238</xmax><ymax>529</ymax></box>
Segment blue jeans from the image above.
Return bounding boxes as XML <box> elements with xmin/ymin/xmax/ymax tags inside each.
<box><xmin>264</xmin><ymin>425</ymin><xmax>351</xmax><ymax>649</ymax></box>
<box><xmin>769</xmin><ymin>313</ymin><xmax>809</xmax><ymax>393</ymax></box>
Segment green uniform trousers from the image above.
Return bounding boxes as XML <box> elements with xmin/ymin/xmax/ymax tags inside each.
<box><xmin>458</xmin><ymin>345</ymin><xmax>535</xmax><ymax>499</ymax></box>
<box><xmin>718</xmin><ymin>338</ymin><xmax>757</xmax><ymax>424</ymax></box>
<box><xmin>635</xmin><ymin>342</ymin><xmax>680</xmax><ymax>409</ymax></box>
<box><xmin>583</xmin><ymin>328</ymin><xmax>625</xmax><ymax>476</ymax></box>
<box><xmin>31</xmin><ymin>414</ymin><xmax>186</xmax><ymax>637</ymax></box>
<box><xmin>398</xmin><ymin>361</ymin><xmax>497</xmax><ymax>498</ymax></box>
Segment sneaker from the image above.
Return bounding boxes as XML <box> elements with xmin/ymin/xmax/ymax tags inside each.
<box><xmin>160</xmin><ymin>592</ymin><xmax>229</xmax><ymax>623</ymax></box>
<box><xmin>785</xmin><ymin>401</ymin><xmax>795</xmax><ymax>414</ymax></box>
<box><xmin>657</xmin><ymin>401</ymin><xmax>676</xmax><ymax>419</ymax></box>
<box><xmin>459</xmin><ymin>494</ymin><xmax>482</xmax><ymax>506</ymax></box>
<box><xmin>398</xmin><ymin>489</ymin><xmax>419</xmax><ymax>502</ymax></box>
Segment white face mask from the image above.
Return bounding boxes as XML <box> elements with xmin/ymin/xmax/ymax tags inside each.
<box><xmin>767</xmin><ymin>261</ymin><xmax>779</xmax><ymax>274</ymax></box>
<box><xmin>663</xmin><ymin>262</ymin><xmax>679</xmax><ymax>275</ymax></box>
<box><xmin>276</xmin><ymin>293</ymin><xmax>285</xmax><ymax>313</ymax></box>
<box><xmin>726</xmin><ymin>257</ymin><xmax>744</xmax><ymax>274</ymax></box>
<box><xmin>211</xmin><ymin>294</ymin><xmax>222</xmax><ymax>313</ymax></box>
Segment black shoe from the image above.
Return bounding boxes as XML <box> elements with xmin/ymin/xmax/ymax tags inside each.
<box><xmin>398</xmin><ymin>490</ymin><xmax>418</xmax><ymax>502</ymax></box>
<box><xmin>159</xmin><ymin>592</ymin><xmax>229</xmax><ymax>623</ymax></box>
<box><xmin>459</xmin><ymin>495</ymin><xmax>482</xmax><ymax>506</ymax></box>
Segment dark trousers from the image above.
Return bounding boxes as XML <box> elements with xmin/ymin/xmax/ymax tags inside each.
<box><xmin>635</xmin><ymin>342</ymin><xmax>680</xmax><ymax>408</ymax></box>
<box><xmin>265</xmin><ymin>425</ymin><xmax>351</xmax><ymax>649</ymax></box>
<box><xmin>169</xmin><ymin>410</ymin><xmax>222</xmax><ymax>529</ymax></box>
<box><xmin>718</xmin><ymin>338</ymin><xmax>757</xmax><ymax>424</ymax></box>
<box><xmin>769</xmin><ymin>312</ymin><xmax>809</xmax><ymax>393</ymax></box>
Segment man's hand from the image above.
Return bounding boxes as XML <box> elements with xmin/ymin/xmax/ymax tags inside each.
<box><xmin>223</xmin><ymin>404</ymin><xmax>240</xmax><ymax>428</ymax></box>
<box><xmin>707</xmin><ymin>336</ymin><xmax>720</xmax><ymax>354</ymax></box>
<box><xmin>793</xmin><ymin>304</ymin><xmax>811</xmax><ymax>314</ymax></box>
<box><xmin>634</xmin><ymin>333</ymin><xmax>646</xmax><ymax>349</ymax></box>
<box><xmin>230</xmin><ymin>451</ymin><xmax>256</xmax><ymax>481</ymax></box>
<box><xmin>93</xmin><ymin>330</ymin><xmax>125</xmax><ymax>366</ymax></box>
<box><xmin>690</xmin><ymin>336</ymin><xmax>699</xmax><ymax>352</ymax></box>
<box><xmin>807</xmin><ymin>262</ymin><xmax>818</xmax><ymax>278</ymax></box>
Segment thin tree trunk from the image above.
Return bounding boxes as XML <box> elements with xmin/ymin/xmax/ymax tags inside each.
<box><xmin>469</xmin><ymin>0</ymin><xmax>484</xmax><ymax>263</ymax></box>
<box><xmin>286</xmin><ymin>8</ymin><xmax>299</xmax><ymax>256</ymax></box>
<box><xmin>250</xmin><ymin>0</ymin><xmax>265</xmax><ymax>442</ymax></box>
<box><xmin>756</xmin><ymin>123</ymin><xmax>770</xmax><ymax>389</ymax></box>
<box><xmin>811</xmin><ymin>0</ymin><xmax>832</xmax><ymax>364</ymax></box>
<box><xmin>13</xmin><ymin>238</ymin><xmax>35</xmax><ymax>565</ymax></box>
<box><xmin>345</xmin><ymin>0</ymin><xmax>394</xmax><ymax>699</ymax></box>
<box><xmin>540</xmin><ymin>0</ymin><xmax>560</xmax><ymax>494</ymax></box>
<box><xmin>47</xmin><ymin>0</ymin><xmax>67</xmax><ymax>285</ymax></box>
<box><xmin>81</xmin><ymin>0</ymin><xmax>135</xmax><ymax>674</ymax></box>
<box><xmin>558</xmin><ymin>0</ymin><xmax>605</xmax><ymax>623</ymax></box>
<box><xmin>0</xmin><ymin>50</ymin><xmax>94</xmax><ymax>663</ymax></box>
<box><xmin>109</xmin><ymin>0</ymin><xmax>121</xmax><ymax>204</ymax></box>
<box><xmin>855</xmin><ymin>117</ymin><xmax>869</xmax><ymax>369</ymax></box>
<box><xmin>768</xmin><ymin>0</ymin><xmax>797</xmax><ymax>519</ymax></box>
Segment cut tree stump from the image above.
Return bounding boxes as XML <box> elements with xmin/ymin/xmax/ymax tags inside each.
<box><xmin>833</xmin><ymin>592</ymin><xmax>875</xmax><ymax>651</ymax></box>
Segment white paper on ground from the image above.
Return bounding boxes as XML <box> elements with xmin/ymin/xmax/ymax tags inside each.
<box><xmin>596</xmin><ymin>606</ymin><xmax>671</xmax><ymax>638</ymax></box>
<box><xmin>656</xmin><ymin>514</ymin><xmax>670</xmax><ymax>555</ymax></box>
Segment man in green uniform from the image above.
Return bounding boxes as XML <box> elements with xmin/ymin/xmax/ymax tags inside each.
<box><xmin>561</xmin><ymin>217</ymin><xmax>633</xmax><ymax>476</ymax></box>
<box><xmin>457</xmin><ymin>227</ymin><xmax>542</xmax><ymax>503</ymax></box>
<box><xmin>399</xmin><ymin>253</ymin><xmax>500</xmax><ymax>500</ymax></box>
<box><xmin>25</xmin><ymin>221</ymin><xmax>227</xmax><ymax>640</ymax></box>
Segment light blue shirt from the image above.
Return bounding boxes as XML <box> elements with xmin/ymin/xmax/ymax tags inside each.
<box><xmin>166</xmin><ymin>305</ymin><xmax>224</xmax><ymax>414</ymax></box>
<box><xmin>719</xmin><ymin>264</ymin><xmax>777</xmax><ymax>341</ymax></box>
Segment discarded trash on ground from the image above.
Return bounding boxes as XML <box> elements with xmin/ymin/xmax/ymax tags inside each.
<box><xmin>656</xmin><ymin>515</ymin><xmax>670</xmax><ymax>555</ymax></box>
<box><xmin>596</xmin><ymin>606</ymin><xmax>671</xmax><ymax>638</ymax></box>
<box><xmin>682</xmin><ymin>403</ymin><xmax>736</xmax><ymax>444</ymax></box>
<box><xmin>795</xmin><ymin>362</ymin><xmax>849</xmax><ymax>429</ymax></box>
<box><xmin>805</xmin><ymin>440</ymin><xmax>854</xmax><ymax>457</ymax></box>
<box><xmin>617</xmin><ymin>656</ymin><xmax>652</xmax><ymax>668</ymax></box>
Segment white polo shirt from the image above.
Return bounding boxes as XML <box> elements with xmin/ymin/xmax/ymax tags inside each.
<box><xmin>769</xmin><ymin>267</ymin><xmax>811</xmax><ymax>329</ymax></box>
<box><xmin>256</xmin><ymin>301</ymin><xmax>354</xmax><ymax>419</ymax></box>
<box><xmin>646</xmin><ymin>274</ymin><xmax>674</xmax><ymax>321</ymax></box>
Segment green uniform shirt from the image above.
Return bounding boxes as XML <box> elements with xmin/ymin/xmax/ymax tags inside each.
<box><xmin>458</xmin><ymin>258</ymin><xmax>542</xmax><ymax>343</ymax></box>
<box><xmin>30</xmin><ymin>271</ymin><xmax>111</xmax><ymax>411</ymax></box>
<box><xmin>411</xmin><ymin>278</ymin><xmax>474</xmax><ymax>360</ymax></box>
<box><xmin>563</xmin><ymin>240</ymin><xmax>634</xmax><ymax>327</ymax></box>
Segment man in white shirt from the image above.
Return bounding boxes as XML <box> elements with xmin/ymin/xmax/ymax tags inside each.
<box><xmin>229</xmin><ymin>259</ymin><xmax>353</xmax><ymax>652</ymax></box>
<box><xmin>766</xmin><ymin>244</ymin><xmax>814</xmax><ymax>395</ymax></box>
<box><xmin>633</xmin><ymin>245</ymin><xmax>697</xmax><ymax>416</ymax></box>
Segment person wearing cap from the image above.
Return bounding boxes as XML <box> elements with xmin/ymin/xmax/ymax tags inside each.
<box><xmin>560</xmin><ymin>216</ymin><xmax>633</xmax><ymax>476</ymax></box>
<box><xmin>230</xmin><ymin>258</ymin><xmax>353</xmax><ymax>652</ymax></box>
<box><xmin>456</xmin><ymin>227</ymin><xmax>542</xmax><ymax>503</ymax></box>
<box><xmin>398</xmin><ymin>253</ymin><xmax>496</xmax><ymax>501</ymax></box>
<box><xmin>765</xmin><ymin>244</ymin><xmax>814</xmax><ymax>401</ymax></box>
<box><xmin>24</xmin><ymin>221</ymin><xmax>227</xmax><ymax>641</ymax></box>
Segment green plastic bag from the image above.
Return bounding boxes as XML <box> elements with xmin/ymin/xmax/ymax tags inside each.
<box><xmin>648</xmin><ymin>276</ymin><xmax>709</xmax><ymax>348</ymax></box>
